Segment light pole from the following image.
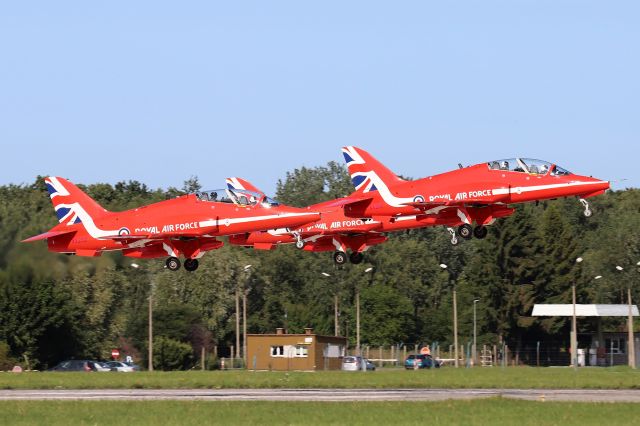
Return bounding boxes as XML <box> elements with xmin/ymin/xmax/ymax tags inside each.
<box><xmin>242</xmin><ymin>264</ymin><xmax>252</xmax><ymax>365</ymax></box>
<box><xmin>131</xmin><ymin>263</ymin><xmax>154</xmax><ymax>372</ymax></box>
<box><xmin>440</xmin><ymin>263</ymin><xmax>458</xmax><ymax>368</ymax></box>
<box><xmin>616</xmin><ymin>264</ymin><xmax>637</xmax><ymax>369</ymax></box>
<box><xmin>322</xmin><ymin>272</ymin><xmax>340</xmax><ymax>336</ymax></box>
<box><xmin>572</xmin><ymin>257</ymin><xmax>583</xmax><ymax>369</ymax></box>
<box><xmin>473</xmin><ymin>298</ymin><xmax>479</xmax><ymax>366</ymax></box>
<box><xmin>356</xmin><ymin>267</ymin><xmax>374</xmax><ymax>356</ymax></box>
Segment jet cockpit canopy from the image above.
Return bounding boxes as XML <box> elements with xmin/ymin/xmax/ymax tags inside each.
<box><xmin>487</xmin><ymin>158</ymin><xmax>571</xmax><ymax>176</ymax></box>
<box><xmin>196</xmin><ymin>188</ymin><xmax>280</xmax><ymax>207</ymax></box>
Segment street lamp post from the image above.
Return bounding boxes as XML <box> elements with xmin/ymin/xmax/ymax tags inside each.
<box><xmin>473</xmin><ymin>299</ymin><xmax>480</xmax><ymax>366</ymax></box>
<box><xmin>242</xmin><ymin>264</ymin><xmax>252</xmax><ymax>365</ymax></box>
<box><xmin>356</xmin><ymin>267</ymin><xmax>374</xmax><ymax>356</ymax></box>
<box><xmin>131</xmin><ymin>263</ymin><xmax>154</xmax><ymax>372</ymax></box>
<box><xmin>322</xmin><ymin>272</ymin><xmax>340</xmax><ymax>336</ymax></box>
<box><xmin>572</xmin><ymin>257</ymin><xmax>583</xmax><ymax>369</ymax></box>
<box><xmin>440</xmin><ymin>264</ymin><xmax>458</xmax><ymax>368</ymax></box>
<box><xmin>616</xmin><ymin>264</ymin><xmax>636</xmax><ymax>369</ymax></box>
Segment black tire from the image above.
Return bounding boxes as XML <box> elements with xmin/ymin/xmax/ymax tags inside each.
<box><xmin>184</xmin><ymin>258</ymin><xmax>199</xmax><ymax>272</ymax></box>
<box><xmin>333</xmin><ymin>251</ymin><xmax>347</xmax><ymax>265</ymax></box>
<box><xmin>458</xmin><ymin>224</ymin><xmax>473</xmax><ymax>240</ymax></box>
<box><xmin>165</xmin><ymin>256</ymin><xmax>181</xmax><ymax>271</ymax></box>
<box><xmin>349</xmin><ymin>252</ymin><xmax>364</xmax><ymax>264</ymax></box>
<box><xmin>473</xmin><ymin>225</ymin><xmax>488</xmax><ymax>239</ymax></box>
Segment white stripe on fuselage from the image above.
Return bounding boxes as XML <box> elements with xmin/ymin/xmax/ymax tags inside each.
<box><xmin>199</xmin><ymin>211</ymin><xmax>317</xmax><ymax>228</ymax></box>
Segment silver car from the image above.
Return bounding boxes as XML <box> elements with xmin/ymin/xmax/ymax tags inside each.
<box><xmin>342</xmin><ymin>356</ymin><xmax>375</xmax><ymax>371</ymax></box>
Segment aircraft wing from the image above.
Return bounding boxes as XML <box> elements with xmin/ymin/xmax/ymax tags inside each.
<box><xmin>21</xmin><ymin>229</ymin><xmax>76</xmax><ymax>243</ymax></box>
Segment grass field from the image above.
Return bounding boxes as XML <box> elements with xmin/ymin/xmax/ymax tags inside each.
<box><xmin>1</xmin><ymin>399</ymin><xmax>639</xmax><ymax>425</ymax></box>
<box><xmin>2</xmin><ymin>367</ymin><xmax>640</xmax><ymax>390</ymax></box>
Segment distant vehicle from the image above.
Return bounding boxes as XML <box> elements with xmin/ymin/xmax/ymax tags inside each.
<box><xmin>104</xmin><ymin>361</ymin><xmax>140</xmax><ymax>372</ymax></box>
<box><xmin>342</xmin><ymin>356</ymin><xmax>375</xmax><ymax>371</ymax></box>
<box><xmin>364</xmin><ymin>359</ymin><xmax>376</xmax><ymax>371</ymax></box>
<box><xmin>404</xmin><ymin>354</ymin><xmax>440</xmax><ymax>369</ymax></box>
<box><xmin>93</xmin><ymin>361</ymin><xmax>113</xmax><ymax>372</ymax></box>
<box><xmin>48</xmin><ymin>360</ymin><xmax>100</xmax><ymax>372</ymax></box>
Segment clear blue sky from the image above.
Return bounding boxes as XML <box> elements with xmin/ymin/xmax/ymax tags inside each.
<box><xmin>1</xmin><ymin>1</ymin><xmax>638</xmax><ymax>194</ymax></box>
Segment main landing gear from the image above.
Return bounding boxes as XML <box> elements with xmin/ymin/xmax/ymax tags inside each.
<box><xmin>165</xmin><ymin>257</ymin><xmax>199</xmax><ymax>272</ymax></box>
<box><xmin>579</xmin><ymin>198</ymin><xmax>592</xmax><ymax>217</ymax></box>
<box><xmin>166</xmin><ymin>256</ymin><xmax>181</xmax><ymax>271</ymax></box>
<box><xmin>447</xmin><ymin>225</ymin><xmax>488</xmax><ymax>245</ymax></box>
<box><xmin>332</xmin><ymin>251</ymin><xmax>365</xmax><ymax>265</ymax></box>
<box><xmin>184</xmin><ymin>258</ymin><xmax>199</xmax><ymax>272</ymax></box>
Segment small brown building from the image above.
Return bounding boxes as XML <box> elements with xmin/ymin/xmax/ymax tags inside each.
<box><xmin>246</xmin><ymin>328</ymin><xmax>347</xmax><ymax>371</ymax></box>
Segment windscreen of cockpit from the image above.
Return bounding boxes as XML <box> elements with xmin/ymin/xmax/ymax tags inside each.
<box><xmin>196</xmin><ymin>189</ymin><xmax>280</xmax><ymax>207</ymax></box>
<box><xmin>487</xmin><ymin>158</ymin><xmax>570</xmax><ymax>175</ymax></box>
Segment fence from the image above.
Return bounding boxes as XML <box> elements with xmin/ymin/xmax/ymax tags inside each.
<box><xmin>202</xmin><ymin>341</ymin><xmax>623</xmax><ymax>370</ymax></box>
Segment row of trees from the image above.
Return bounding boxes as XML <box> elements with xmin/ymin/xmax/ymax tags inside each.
<box><xmin>0</xmin><ymin>165</ymin><xmax>638</xmax><ymax>369</ymax></box>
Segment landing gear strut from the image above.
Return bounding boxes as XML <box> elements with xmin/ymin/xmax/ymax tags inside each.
<box><xmin>166</xmin><ymin>256</ymin><xmax>181</xmax><ymax>271</ymax></box>
<box><xmin>349</xmin><ymin>252</ymin><xmax>364</xmax><ymax>264</ymax></box>
<box><xmin>447</xmin><ymin>227</ymin><xmax>459</xmax><ymax>245</ymax></box>
<box><xmin>579</xmin><ymin>198</ymin><xmax>592</xmax><ymax>217</ymax></box>
<box><xmin>473</xmin><ymin>225</ymin><xmax>488</xmax><ymax>239</ymax></box>
<box><xmin>458</xmin><ymin>224</ymin><xmax>473</xmax><ymax>240</ymax></box>
<box><xmin>293</xmin><ymin>232</ymin><xmax>305</xmax><ymax>249</ymax></box>
<box><xmin>184</xmin><ymin>258</ymin><xmax>199</xmax><ymax>272</ymax></box>
<box><xmin>333</xmin><ymin>251</ymin><xmax>347</xmax><ymax>265</ymax></box>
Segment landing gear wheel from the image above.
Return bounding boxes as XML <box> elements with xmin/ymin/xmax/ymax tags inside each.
<box><xmin>349</xmin><ymin>252</ymin><xmax>364</xmax><ymax>264</ymax></box>
<box><xmin>458</xmin><ymin>224</ymin><xmax>473</xmax><ymax>240</ymax></box>
<box><xmin>333</xmin><ymin>251</ymin><xmax>347</xmax><ymax>265</ymax></box>
<box><xmin>295</xmin><ymin>239</ymin><xmax>305</xmax><ymax>249</ymax></box>
<box><xmin>184</xmin><ymin>258</ymin><xmax>199</xmax><ymax>272</ymax></box>
<box><xmin>579</xmin><ymin>198</ymin><xmax>592</xmax><ymax>217</ymax></box>
<box><xmin>447</xmin><ymin>227</ymin><xmax>459</xmax><ymax>246</ymax></box>
<box><xmin>166</xmin><ymin>256</ymin><xmax>181</xmax><ymax>271</ymax></box>
<box><xmin>473</xmin><ymin>226</ymin><xmax>488</xmax><ymax>239</ymax></box>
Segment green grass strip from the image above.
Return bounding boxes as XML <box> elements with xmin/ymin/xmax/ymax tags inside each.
<box><xmin>2</xmin><ymin>367</ymin><xmax>640</xmax><ymax>390</ymax></box>
<box><xmin>1</xmin><ymin>399</ymin><xmax>640</xmax><ymax>426</ymax></box>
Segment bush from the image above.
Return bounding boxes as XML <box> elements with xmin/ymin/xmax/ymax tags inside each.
<box><xmin>152</xmin><ymin>337</ymin><xmax>193</xmax><ymax>371</ymax></box>
<box><xmin>0</xmin><ymin>341</ymin><xmax>17</xmax><ymax>371</ymax></box>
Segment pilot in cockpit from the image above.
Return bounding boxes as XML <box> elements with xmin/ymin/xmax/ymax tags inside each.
<box><xmin>538</xmin><ymin>164</ymin><xmax>549</xmax><ymax>175</ymax></box>
<box><xmin>210</xmin><ymin>192</ymin><xmax>218</xmax><ymax>201</ymax></box>
<box><xmin>500</xmin><ymin>161</ymin><xmax>509</xmax><ymax>170</ymax></box>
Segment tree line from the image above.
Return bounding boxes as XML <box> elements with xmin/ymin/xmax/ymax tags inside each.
<box><xmin>0</xmin><ymin>165</ymin><xmax>638</xmax><ymax>369</ymax></box>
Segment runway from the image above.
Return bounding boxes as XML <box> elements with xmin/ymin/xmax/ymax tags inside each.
<box><xmin>1</xmin><ymin>388</ymin><xmax>640</xmax><ymax>402</ymax></box>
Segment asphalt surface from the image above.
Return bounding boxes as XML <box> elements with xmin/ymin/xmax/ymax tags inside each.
<box><xmin>1</xmin><ymin>388</ymin><xmax>640</xmax><ymax>402</ymax></box>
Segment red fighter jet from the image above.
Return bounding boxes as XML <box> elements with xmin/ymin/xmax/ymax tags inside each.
<box><xmin>226</xmin><ymin>177</ymin><xmax>439</xmax><ymax>265</ymax></box>
<box><xmin>22</xmin><ymin>177</ymin><xmax>320</xmax><ymax>271</ymax></box>
<box><xmin>340</xmin><ymin>146</ymin><xmax>610</xmax><ymax>246</ymax></box>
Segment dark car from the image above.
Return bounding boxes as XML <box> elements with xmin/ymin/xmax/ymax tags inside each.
<box><xmin>48</xmin><ymin>360</ymin><xmax>100</xmax><ymax>372</ymax></box>
<box><xmin>404</xmin><ymin>354</ymin><xmax>440</xmax><ymax>369</ymax></box>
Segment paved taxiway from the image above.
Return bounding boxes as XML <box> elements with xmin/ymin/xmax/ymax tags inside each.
<box><xmin>1</xmin><ymin>388</ymin><xmax>640</xmax><ymax>402</ymax></box>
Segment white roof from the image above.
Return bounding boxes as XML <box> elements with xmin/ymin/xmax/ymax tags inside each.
<box><xmin>532</xmin><ymin>304</ymin><xmax>639</xmax><ymax>317</ymax></box>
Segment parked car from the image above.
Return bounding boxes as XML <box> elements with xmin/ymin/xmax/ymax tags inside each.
<box><xmin>104</xmin><ymin>361</ymin><xmax>140</xmax><ymax>372</ymax></box>
<box><xmin>404</xmin><ymin>354</ymin><xmax>440</xmax><ymax>369</ymax></box>
<box><xmin>364</xmin><ymin>359</ymin><xmax>376</xmax><ymax>371</ymax></box>
<box><xmin>93</xmin><ymin>361</ymin><xmax>113</xmax><ymax>372</ymax></box>
<box><xmin>342</xmin><ymin>356</ymin><xmax>375</xmax><ymax>371</ymax></box>
<box><xmin>48</xmin><ymin>360</ymin><xmax>101</xmax><ymax>372</ymax></box>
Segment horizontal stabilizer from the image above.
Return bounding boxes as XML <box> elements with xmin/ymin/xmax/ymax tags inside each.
<box><xmin>21</xmin><ymin>229</ymin><xmax>76</xmax><ymax>243</ymax></box>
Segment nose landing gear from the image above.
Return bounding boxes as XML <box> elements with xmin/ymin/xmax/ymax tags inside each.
<box><xmin>447</xmin><ymin>227</ymin><xmax>459</xmax><ymax>245</ymax></box>
<box><xmin>579</xmin><ymin>198</ymin><xmax>592</xmax><ymax>217</ymax></box>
